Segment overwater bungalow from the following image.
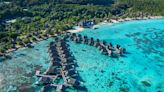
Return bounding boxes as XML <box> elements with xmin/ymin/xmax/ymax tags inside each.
<box><xmin>71</xmin><ymin>33</ymin><xmax>76</xmax><ymax>37</ymax></box>
<box><xmin>121</xmin><ymin>48</ymin><xmax>126</xmax><ymax>53</ymax></box>
<box><xmin>48</xmin><ymin>47</ymin><xmax>58</xmax><ymax>54</ymax></box>
<box><xmin>94</xmin><ymin>39</ymin><xmax>100</xmax><ymax>47</ymax></box>
<box><xmin>50</xmin><ymin>57</ymin><xmax>61</xmax><ymax>66</ymax></box>
<box><xmin>99</xmin><ymin>47</ymin><xmax>108</xmax><ymax>55</ymax></box>
<box><xmin>75</xmin><ymin>37</ymin><xmax>81</xmax><ymax>43</ymax></box>
<box><xmin>49</xmin><ymin>46</ymin><xmax>58</xmax><ymax>51</ymax></box>
<box><xmin>35</xmin><ymin>38</ymin><xmax>86</xmax><ymax>91</ymax></box>
<box><xmin>97</xmin><ymin>41</ymin><xmax>107</xmax><ymax>50</ymax></box>
<box><xmin>77</xmin><ymin>34</ymin><xmax>82</xmax><ymax>38</ymax></box>
<box><xmin>88</xmin><ymin>37</ymin><xmax>94</xmax><ymax>46</ymax></box>
<box><xmin>115</xmin><ymin>49</ymin><xmax>122</xmax><ymax>56</ymax></box>
<box><xmin>58</xmin><ymin>45</ymin><xmax>70</xmax><ymax>52</ymax></box>
<box><xmin>106</xmin><ymin>49</ymin><xmax>113</xmax><ymax>57</ymax></box>
<box><xmin>61</xmin><ymin>58</ymin><xmax>74</xmax><ymax>64</ymax></box>
<box><xmin>40</xmin><ymin>84</ymin><xmax>54</xmax><ymax>92</ymax></box>
<box><xmin>48</xmin><ymin>46</ymin><xmax>58</xmax><ymax>51</ymax></box>
<box><xmin>71</xmin><ymin>36</ymin><xmax>77</xmax><ymax>42</ymax></box>
<box><xmin>64</xmin><ymin>70</ymin><xmax>78</xmax><ymax>77</ymax></box>
<box><xmin>36</xmin><ymin>77</ymin><xmax>53</xmax><ymax>86</ymax></box>
<box><xmin>115</xmin><ymin>47</ymin><xmax>126</xmax><ymax>56</ymax></box>
<box><xmin>83</xmin><ymin>36</ymin><xmax>89</xmax><ymax>44</ymax></box>
<box><xmin>48</xmin><ymin>48</ymin><xmax>58</xmax><ymax>54</ymax></box>
<box><xmin>107</xmin><ymin>43</ymin><xmax>113</xmax><ymax>50</ymax></box>
<box><xmin>57</xmin><ymin>51</ymin><xmax>71</xmax><ymax>58</ymax></box>
<box><xmin>56</xmin><ymin>84</ymin><xmax>66</xmax><ymax>92</ymax></box>
<box><xmin>50</xmin><ymin>42</ymin><xmax>55</xmax><ymax>45</ymax></box>
<box><xmin>50</xmin><ymin>43</ymin><xmax>56</xmax><ymax>46</ymax></box>
<box><xmin>60</xmin><ymin>53</ymin><xmax>72</xmax><ymax>59</ymax></box>
<box><xmin>49</xmin><ymin>52</ymin><xmax>60</xmax><ymax>59</ymax></box>
<box><xmin>102</xmin><ymin>41</ymin><xmax>107</xmax><ymax>46</ymax></box>
<box><xmin>114</xmin><ymin>44</ymin><xmax>121</xmax><ymax>50</ymax></box>
<box><xmin>45</xmin><ymin>66</ymin><xmax>61</xmax><ymax>75</ymax></box>
<box><xmin>51</xmin><ymin>60</ymin><xmax>62</xmax><ymax>67</ymax></box>
<box><xmin>56</xmin><ymin>43</ymin><xmax>67</xmax><ymax>48</ymax></box>
<box><xmin>77</xmin><ymin>34</ymin><xmax>82</xmax><ymax>41</ymax></box>
<box><xmin>67</xmin><ymin>78</ymin><xmax>81</xmax><ymax>87</ymax></box>
<box><xmin>62</xmin><ymin>62</ymin><xmax>75</xmax><ymax>67</ymax></box>
<box><xmin>70</xmin><ymin>33</ymin><xmax>77</xmax><ymax>41</ymax></box>
<box><xmin>62</xmin><ymin>65</ymin><xmax>75</xmax><ymax>71</ymax></box>
<box><xmin>106</xmin><ymin>45</ymin><xmax>114</xmax><ymax>51</ymax></box>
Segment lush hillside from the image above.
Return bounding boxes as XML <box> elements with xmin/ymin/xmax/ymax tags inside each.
<box><xmin>116</xmin><ymin>0</ymin><xmax>164</xmax><ymax>16</ymax></box>
<box><xmin>4</xmin><ymin>0</ymin><xmax>114</xmax><ymax>6</ymax></box>
<box><xmin>0</xmin><ymin>0</ymin><xmax>164</xmax><ymax>53</ymax></box>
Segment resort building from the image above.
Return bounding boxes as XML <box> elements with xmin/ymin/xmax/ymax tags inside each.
<box><xmin>78</xmin><ymin>20</ymin><xmax>95</xmax><ymax>28</ymax></box>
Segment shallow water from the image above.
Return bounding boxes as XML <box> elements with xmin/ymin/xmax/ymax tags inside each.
<box><xmin>0</xmin><ymin>38</ymin><xmax>53</xmax><ymax>92</ymax></box>
<box><xmin>0</xmin><ymin>19</ymin><xmax>164</xmax><ymax>92</ymax></box>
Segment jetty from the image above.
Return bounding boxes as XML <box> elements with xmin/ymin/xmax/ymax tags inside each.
<box><xmin>35</xmin><ymin>37</ymin><xmax>86</xmax><ymax>92</ymax></box>
<box><xmin>35</xmin><ymin>33</ymin><xmax>127</xmax><ymax>91</ymax></box>
<box><xmin>66</xmin><ymin>33</ymin><xmax>126</xmax><ymax>57</ymax></box>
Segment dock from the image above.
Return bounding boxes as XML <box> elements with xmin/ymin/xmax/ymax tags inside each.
<box><xmin>35</xmin><ymin>37</ymin><xmax>86</xmax><ymax>92</ymax></box>
<box><xmin>67</xmin><ymin>33</ymin><xmax>126</xmax><ymax>57</ymax></box>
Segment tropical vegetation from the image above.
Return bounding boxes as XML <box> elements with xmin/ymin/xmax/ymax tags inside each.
<box><xmin>0</xmin><ymin>0</ymin><xmax>164</xmax><ymax>54</ymax></box>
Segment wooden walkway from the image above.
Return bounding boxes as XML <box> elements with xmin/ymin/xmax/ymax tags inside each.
<box><xmin>36</xmin><ymin>70</ymin><xmax>58</xmax><ymax>78</ymax></box>
<box><xmin>67</xmin><ymin>33</ymin><xmax>126</xmax><ymax>57</ymax></box>
<box><xmin>35</xmin><ymin>37</ymin><xmax>83</xmax><ymax>92</ymax></box>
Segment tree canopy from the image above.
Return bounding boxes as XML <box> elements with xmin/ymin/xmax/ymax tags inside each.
<box><xmin>0</xmin><ymin>0</ymin><xmax>164</xmax><ymax>53</ymax></box>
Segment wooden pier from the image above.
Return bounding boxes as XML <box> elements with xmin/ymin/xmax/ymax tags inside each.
<box><xmin>67</xmin><ymin>33</ymin><xmax>126</xmax><ymax>57</ymax></box>
<box><xmin>35</xmin><ymin>37</ymin><xmax>85</xmax><ymax>92</ymax></box>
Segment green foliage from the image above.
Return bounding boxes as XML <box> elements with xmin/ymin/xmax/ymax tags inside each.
<box><xmin>0</xmin><ymin>48</ymin><xmax>6</xmax><ymax>53</ymax></box>
<box><xmin>116</xmin><ymin>0</ymin><xmax>164</xmax><ymax>16</ymax></box>
<box><xmin>0</xmin><ymin>0</ymin><xmax>164</xmax><ymax>52</ymax></box>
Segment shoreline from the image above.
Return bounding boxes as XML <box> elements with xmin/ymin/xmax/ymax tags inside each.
<box><xmin>98</xmin><ymin>16</ymin><xmax>164</xmax><ymax>26</ymax></box>
<box><xmin>0</xmin><ymin>16</ymin><xmax>164</xmax><ymax>57</ymax></box>
<box><xmin>0</xmin><ymin>34</ymin><xmax>58</xmax><ymax>57</ymax></box>
<box><xmin>67</xmin><ymin>27</ymin><xmax>84</xmax><ymax>33</ymax></box>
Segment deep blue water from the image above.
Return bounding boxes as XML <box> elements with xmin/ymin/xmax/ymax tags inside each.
<box><xmin>0</xmin><ymin>19</ymin><xmax>164</xmax><ymax>92</ymax></box>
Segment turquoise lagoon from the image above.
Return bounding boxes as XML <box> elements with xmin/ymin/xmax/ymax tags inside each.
<box><xmin>0</xmin><ymin>19</ymin><xmax>164</xmax><ymax>92</ymax></box>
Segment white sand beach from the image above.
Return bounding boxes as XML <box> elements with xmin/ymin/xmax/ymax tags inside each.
<box><xmin>67</xmin><ymin>27</ymin><xmax>84</xmax><ymax>33</ymax></box>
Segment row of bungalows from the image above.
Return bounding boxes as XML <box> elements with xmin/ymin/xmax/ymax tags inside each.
<box><xmin>35</xmin><ymin>37</ymin><xmax>86</xmax><ymax>92</ymax></box>
<box><xmin>66</xmin><ymin>33</ymin><xmax>126</xmax><ymax>57</ymax></box>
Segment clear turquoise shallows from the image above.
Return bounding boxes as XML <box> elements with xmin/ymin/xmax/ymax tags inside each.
<box><xmin>0</xmin><ymin>19</ymin><xmax>164</xmax><ymax>92</ymax></box>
